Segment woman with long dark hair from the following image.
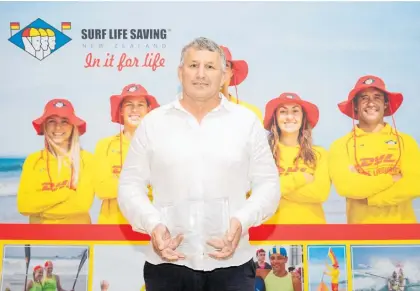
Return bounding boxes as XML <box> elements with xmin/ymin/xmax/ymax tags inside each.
<box><xmin>263</xmin><ymin>93</ymin><xmax>331</xmax><ymax>224</ymax></box>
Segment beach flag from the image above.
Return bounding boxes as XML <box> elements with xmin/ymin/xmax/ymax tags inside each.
<box><xmin>317</xmin><ymin>281</ymin><xmax>329</xmax><ymax>291</ymax></box>
<box><xmin>61</xmin><ymin>22</ymin><xmax>71</xmax><ymax>31</ymax></box>
<box><xmin>10</xmin><ymin>22</ymin><xmax>20</xmax><ymax>31</ymax></box>
<box><xmin>328</xmin><ymin>247</ymin><xmax>339</xmax><ymax>267</ymax></box>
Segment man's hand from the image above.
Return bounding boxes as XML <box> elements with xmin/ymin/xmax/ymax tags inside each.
<box><xmin>151</xmin><ymin>223</ymin><xmax>185</xmax><ymax>262</ymax></box>
<box><xmin>206</xmin><ymin>217</ymin><xmax>242</xmax><ymax>260</ymax></box>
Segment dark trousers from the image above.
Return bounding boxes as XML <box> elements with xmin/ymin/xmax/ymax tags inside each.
<box><xmin>144</xmin><ymin>259</ymin><xmax>256</xmax><ymax>291</ymax></box>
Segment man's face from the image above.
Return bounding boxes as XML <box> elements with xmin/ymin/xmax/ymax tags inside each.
<box><xmin>355</xmin><ymin>87</ymin><xmax>387</xmax><ymax>125</ymax></box>
<box><xmin>178</xmin><ymin>47</ymin><xmax>227</xmax><ymax>101</ymax></box>
<box><xmin>121</xmin><ymin>96</ymin><xmax>150</xmax><ymax>127</ymax></box>
<box><xmin>44</xmin><ymin>116</ymin><xmax>73</xmax><ymax>146</ymax></box>
<box><xmin>257</xmin><ymin>251</ymin><xmax>266</xmax><ymax>262</ymax></box>
<box><xmin>275</xmin><ymin>103</ymin><xmax>303</xmax><ymax>134</ymax></box>
<box><xmin>270</xmin><ymin>254</ymin><xmax>288</xmax><ymax>271</ymax></box>
<box><xmin>223</xmin><ymin>61</ymin><xmax>233</xmax><ymax>87</ymax></box>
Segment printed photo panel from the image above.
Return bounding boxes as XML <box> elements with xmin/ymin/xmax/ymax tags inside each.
<box><xmin>307</xmin><ymin>245</ymin><xmax>348</xmax><ymax>291</ymax></box>
<box><xmin>1</xmin><ymin>244</ymin><xmax>89</xmax><ymax>291</ymax></box>
<box><xmin>253</xmin><ymin>244</ymin><xmax>304</xmax><ymax>291</ymax></box>
<box><xmin>351</xmin><ymin>244</ymin><xmax>420</xmax><ymax>291</ymax></box>
<box><xmin>92</xmin><ymin>245</ymin><xmax>147</xmax><ymax>291</ymax></box>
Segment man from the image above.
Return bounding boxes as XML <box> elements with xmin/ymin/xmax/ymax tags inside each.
<box><xmin>323</xmin><ymin>263</ymin><xmax>340</xmax><ymax>291</ymax></box>
<box><xmin>219</xmin><ymin>45</ymin><xmax>263</xmax><ymax>123</ymax></box>
<box><xmin>257</xmin><ymin>247</ymin><xmax>301</xmax><ymax>291</ymax></box>
<box><xmin>329</xmin><ymin>75</ymin><xmax>420</xmax><ymax>224</ymax></box>
<box><xmin>118</xmin><ymin>37</ymin><xmax>280</xmax><ymax>291</ymax></box>
<box><xmin>255</xmin><ymin>249</ymin><xmax>272</xmax><ymax>269</ymax></box>
<box><xmin>94</xmin><ymin>84</ymin><xmax>159</xmax><ymax>224</ymax></box>
<box><xmin>388</xmin><ymin>271</ymin><xmax>398</xmax><ymax>291</ymax></box>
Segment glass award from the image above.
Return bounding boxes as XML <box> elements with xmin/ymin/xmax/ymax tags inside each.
<box><xmin>160</xmin><ymin>200</ymin><xmax>203</xmax><ymax>257</ymax></box>
<box><xmin>202</xmin><ymin>197</ymin><xmax>230</xmax><ymax>255</ymax></box>
<box><xmin>160</xmin><ymin>197</ymin><xmax>231</xmax><ymax>258</ymax></box>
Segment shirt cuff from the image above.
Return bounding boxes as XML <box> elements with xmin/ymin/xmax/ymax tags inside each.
<box><xmin>232</xmin><ymin>208</ymin><xmax>254</xmax><ymax>237</ymax></box>
<box><xmin>132</xmin><ymin>213</ymin><xmax>163</xmax><ymax>236</ymax></box>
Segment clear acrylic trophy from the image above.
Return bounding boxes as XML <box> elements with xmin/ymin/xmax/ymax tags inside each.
<box><xmin>202</xmin><ymin>197</ymin><xmax>230</xmax><ymax>255</ymax></box>
<box><xmin>160</xmin><ymin>200</ymin><xmax>202</xmax><ymax>257</ymax></box>
<box><xmin>160</xmin><ymin>197</ymin><xmax>230</xmax><ymax>258</ymax></box>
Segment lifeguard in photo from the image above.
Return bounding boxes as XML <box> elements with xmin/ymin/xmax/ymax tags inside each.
<box><xmin>218</xmin><ymin>45</ymin><xmax>263</xmax><ymax>201</ymax></box>
<box><xmin>256</xmin><ymin>246</ymin><xmax>302</xmax><ymax>291</ymax></box>
<box><xmin>93</xmin><ymin>84</ymin><xmax>159</xmax><ymax>224</ymax></box>
<box><xmin>43</xmin><ymin>260</ymin><xmax>72</xmax><ymax>291</ymax></box>
<box><xmin>16</xmin><ymin>99</ymin><xmax>95</xmax><ymax>224</ymax></box>
<box><xmin>26</xmin><ymin>265</ymin><xmax>44</xmax><ymax>291</ymax></box>
<box><xmin>219</xmin><ymin>45</ymin><xmax>263</xmax><ymax>123</ymax></box>
<box><xmin>329</xmin><ymin>75</ymin><xmax>420</xmax><ymax>224</ymax></box>
<box><xmin>322</xmin><ymin>248</ymin><xmax>340</xmax><ymax>291</ymax></box>
<box><xmin>263</xmin><ymin>93</ymin><xmax>331</xmax><ymax>224</ymax></box>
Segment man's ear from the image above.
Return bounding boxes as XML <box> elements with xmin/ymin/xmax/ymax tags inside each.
<box><xmin>177</xmin><ymin>66</ymin><xmax>183</xmax><ymax>84</ymax></box>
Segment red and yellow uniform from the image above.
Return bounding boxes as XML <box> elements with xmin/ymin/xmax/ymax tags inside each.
<box><xmin>329</xmin><ymin>123</ymin><xmax>420</xmax><ymax>223</ymax></box>
<box><xmin>94</xmin><ymin>133</ymin><xmax>153</xmax><ymax>224</ymax></box>
<box><xmin>325</xmin><ymin>266</ymin><xmax>340</xmax><ymax>291</ymax></box>
<box><xmin>95</xmin><ymin>83</ymin><xmax>159</xmax><ymax>224</ymax></box>
<box><xmin>229</xmin><ymin>95</ymin><xmax>263</xmax><ymax>200</ymax></box>
<box><xmin>17</xmin><ymin>149</ymin><xmax>94</xmax><ymax>224</ymax></box>
<box><xmin>220</xmin><ymin>46</ymin><xmax>263</xmax><ymax>199</ymax></box>
<box><xmin>265</xmin><ymin>144</ymin><xmax>330</xmax><ymax>224</ymax></box>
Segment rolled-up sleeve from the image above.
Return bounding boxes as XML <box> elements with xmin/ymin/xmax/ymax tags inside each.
<box><xmin>233</xmin><ymin>117</ymin><xmax>280</xmax><ymax>235</ymax></box>
<box><xmin>118</xmin><ymin>118</ymin><xmax>162</xmax><ymax>235</ymax></box>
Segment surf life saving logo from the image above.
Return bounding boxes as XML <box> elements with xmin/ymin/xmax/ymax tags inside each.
<box><xmin>127</xmin><ymin>85</ymin><xmax>139</xmax><ymax>92</ymax></box>
<box><xmin>8</xmin><ymin>18</ymin><xmax>72</xmax><ymax>61</ymax></box>
<box><xmin>363</xmin><ymin>78</ymin><xmax>375</xmax><ymax>85</ymax></box>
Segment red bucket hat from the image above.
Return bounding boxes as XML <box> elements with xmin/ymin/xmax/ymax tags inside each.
<box><xmin>338</xmin><ymin>75</ymin><xmax>404</xmax><ymax>119</ymax></box>
<box><xmin>110</xmin><ymin>83</ymin><xmax>159</xmax><ymax>125</ymax></box>
<box><xmin>220</xmin><ymin>46</ymin><xmax>248</xmax><ymax>86</ymax></box>
<box><xmin>32</xmin><ymin>99</ymin><xmax>86</xmax><ymax>136</ymax></box>
<box><xmin>263</xmin><ymin>93</ymin><xmax>320</xmax><ymax>131</ymax></box>
<box><xmin>33</xmin><ymin>265</ymin><xmax>43</xmax><ymax>272</ymax></box>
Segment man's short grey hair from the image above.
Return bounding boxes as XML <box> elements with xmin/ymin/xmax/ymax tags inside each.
<box><xmin>179</xmin><ymin>37</ymin><xmax>226</xmax><ymax>71</ymax></box>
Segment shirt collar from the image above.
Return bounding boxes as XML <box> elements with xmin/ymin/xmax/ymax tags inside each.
<box><xmin>169</xmin><ymin>92</ymin><xmax>234</xmax><ymax>113</ymax></box>
<box><xmin>353</xmin><ymin>122</ymin><xmax>394</xmax><ymax>136</ymax></box>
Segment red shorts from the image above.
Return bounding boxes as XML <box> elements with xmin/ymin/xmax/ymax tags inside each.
<box><xmin>331</xmin><ymin>283</ymin><xmax>339</xmax><ymax>291</ymax></box>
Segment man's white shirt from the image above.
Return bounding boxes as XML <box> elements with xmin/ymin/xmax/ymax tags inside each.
<box><xmin>118</xmin><ymin>93</ymin><xmax>280</xmax><ymax>271</ymax></box>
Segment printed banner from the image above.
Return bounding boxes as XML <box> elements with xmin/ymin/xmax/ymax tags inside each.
<box><xmin>1</xmin><ymin>1</ymin><xmax>420</xmax><ymax>291</ymax></box>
